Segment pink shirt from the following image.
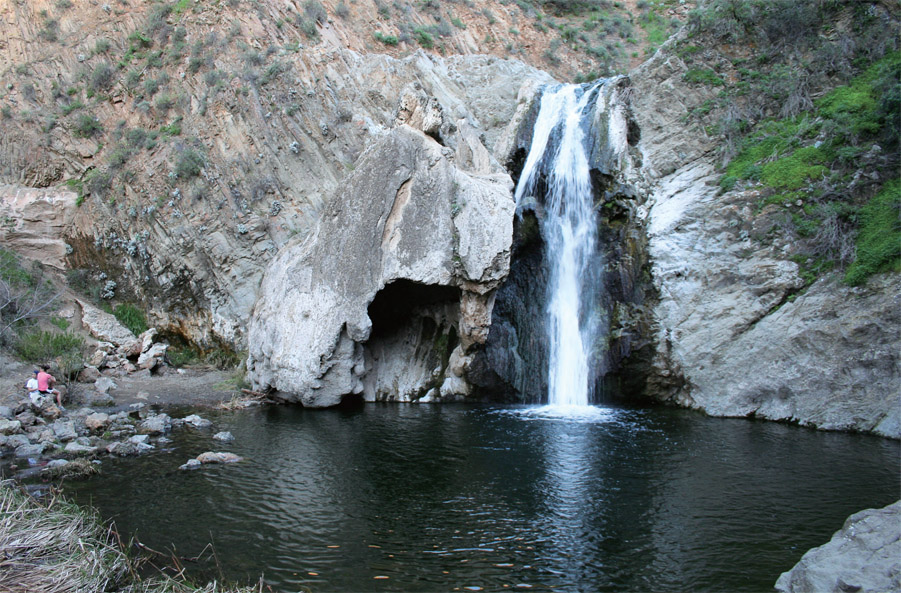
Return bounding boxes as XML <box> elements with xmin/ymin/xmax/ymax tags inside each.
<box><xmin>36</xmin><ymin>371</ymin><xmax>54</xmax><ymax>392</ymax></box>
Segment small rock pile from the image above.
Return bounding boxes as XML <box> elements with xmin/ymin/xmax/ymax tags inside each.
<box><xmin>76</xmin><ymin>301</ymin><xmax>173</xmax><ymax>390</ymax></box>
<box><xmin>77</xmin><ymin>328</ymin><xmax>169</xmax><ymax>384</ymax></box>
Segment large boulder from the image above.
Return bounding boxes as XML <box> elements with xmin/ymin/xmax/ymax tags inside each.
<box><xmin>78</xmin><ymin>300</ymin><xmax>139</xmax><ymax>351</ymax></box>
<box><xmin>775</xmin><ymin>501</ymin><xmax>901</xmax><ymax>593</ymax></box>
<box><xmin>247</xmin><ymin>103</ymin><xmax>518</xmax><ymax>406</ymax></box>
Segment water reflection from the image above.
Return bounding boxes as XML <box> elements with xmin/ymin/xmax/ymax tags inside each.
<box><xmin>30</xmin><ymin>404</ymin><xmax>899</xmax><ymax>593</ymax></box>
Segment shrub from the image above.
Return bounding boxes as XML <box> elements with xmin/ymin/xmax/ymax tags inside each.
<box><xmin>154</xmin><ymin>93</ymin><xmax>176</xmax><ymax>113</ymax></box>
<box><xmin>0</xmin><ymin>252</ymin><xmax>60</xmax><ymax>343</ymax></box>
<box><xmin>84</xmin><ymin>169</ymin><xmax>112</xmax><ymax>198</ymax></box>
<box><xmin>127</xmin><ymin>30</ymin><xmax>153</xmax><ymax>49</ymax></box>
<box><xmin>39</xmin><ymin>18</ymin><xmax>60</xmax><ymax>42</ymax></box>
<box><xmin>413</xmin><ymin>28</ymin><xmax>434</xmax><ymax>48</ymax></box>
<box><xmin>683</xmin><ymin>68</ymin><xmax>726</xmax><ymax>86</ymax></box>
<box><xmin>93</xmin><ymin>38</ymin><xmax>111</xmax><ymax>54</ymax></box>
<box><xmin>73</xmin><ymin>114</ymin><xmax>103</xmax><ymax>138</ymax></box>
<box><xmin>124</xmin><ymin>69</ymin><xmax>141</xmax><ymax>88</ymax></box>
<box><xmin>88</xmin><ymin>62</ymin><xmax>114</xmax><ymax>92</ymax></box>
<box><xmin>15</xmin><ymin>330</ymin><xmax>83</xmax><ymax>366</ymax></box>
<box><xmin>303</xmin><ymin>0</ymin><xmax>327</xmax><ymax>23</ymax></box>
<box><xmin>374</xmin><ymin>32</ymin><xmax>398</xmax><ymax>46</ymax></box>
<box><xmin>174</xmin><ymin>148</ymin><xmax>204</xmax><ymax>178</ymax></box>
<box><xmin>61</xmin><ymin>100</ymin><xmax>84</xmax><ymax>115</ymax></box>
<box><xmin>297</xmin><ymin>17</ymin><xmax>318</xmax><ymax>38</ymax></box>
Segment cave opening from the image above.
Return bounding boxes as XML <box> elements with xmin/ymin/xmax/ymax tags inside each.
<box><xmin>363</xmin><ymin>279</ymin><xmax>462</xmax><ymax>401</ymax></box>
<box><xmin>367</xmin><ymin>280</ymin><xmax>461</xmax><ymax>341</ymax></box>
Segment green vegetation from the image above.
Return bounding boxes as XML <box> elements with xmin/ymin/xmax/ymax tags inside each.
<box><xmin>683</xmin><ymin>68</ymin><xmax>725</xmax><ymax>86</ymax></box>
<box><xmin>174</xmin><ymin>147</ymin><xmax>205</xmax><ymax>178</ymax></box>
<box><xmin>413</xmin><ymin>27</ymin><xmax>435</xmax><ymax>48</ymax></box>
<box><xmin>88</xmin><ymin>62</ymin><xmax>115</xmax><ymax>93</ymax></box>
<box><xmin>61</xmin><ymin>100</ymin><xmax>84</xmax><ymax>115</ymax></box>
<box><xmin>844</xmin><ymin>180</ymin><xmax>901</xmax><ymax>285</ymax></box>
<box><xmin>172</xmin><ymin>0</ymin><xmax>193</xmax><ymax>15</ymax></box>
<box><xmin>681</xmin><ymin>0</ymin><xmax>899</xmax><ymax>285</ymax></box>
<box><xmin>374</xmin><ymin>32</ymin><xmax>398</xmax><ymax>46</ymax></box>
<box><xmin>73</xmin><ymin>113</ymin><xmax>103</xmax><ymax>138</ymax></box>
<box><xmin>14</xmin><ymin>330</ymin><xmax>83</xmax><ymax>377</ymax></box>
<box><xmin>112</xmin><ymin>303</ymin><xmax>148</xmax><ymax>335</ymax></box>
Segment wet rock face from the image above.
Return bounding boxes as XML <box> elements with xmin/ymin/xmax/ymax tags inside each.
<box><xmin>246</xmin><ymin>110</ymin><xmax>518</xmax><ymax>407</ymax></box>
<box><xmin>468</xmin><ymin>77</ymin><xmax>648</xmax><ymax>404</ymax></box>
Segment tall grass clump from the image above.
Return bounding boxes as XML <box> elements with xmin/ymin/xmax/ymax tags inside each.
<box><xmin>0</xmin><ymin>485</ymin><xmax>130</xmax><ymax>593</ymax></box>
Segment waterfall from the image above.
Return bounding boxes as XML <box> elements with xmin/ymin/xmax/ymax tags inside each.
<box><xmin>514</xmin><ymin>82</ymin><xmax>605</xmax><ymax>407</ymax></box>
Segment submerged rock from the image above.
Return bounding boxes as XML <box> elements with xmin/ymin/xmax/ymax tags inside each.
<box><xmin>182</xmin><ymin>414</ymin><xmax>212</xmax><ymax>429</ymax></box>
<box><xmin>195</xmin><ymin>451</ymin><xmax>242</xmax><ymax>464</ymax></box>
<box><xmin>180</xmin><ymin>451</ymin><xmax>243</xmax><ymax>470</ymax></box>
<box><xmin>775</xmin><ymin>500</ymin><xmax>901</xmax><ymax>593</ymax></box>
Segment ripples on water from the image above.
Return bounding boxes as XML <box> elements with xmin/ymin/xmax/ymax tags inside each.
<box><xmin>24</xmin><ymin>403</ymin><xmax>900</xmax><ymax>593</ymax></box>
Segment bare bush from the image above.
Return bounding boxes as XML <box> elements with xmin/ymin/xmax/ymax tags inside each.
<box><xmin>0</xmin><ymin>253</ymin><xmax>59</xmax><ymax>344</ymax></box>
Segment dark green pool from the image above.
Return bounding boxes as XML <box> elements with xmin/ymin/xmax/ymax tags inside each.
<box><xmin>41</xmin><ymin>403</ymin><xmax>901</xmax><ymax>592</ymax></box>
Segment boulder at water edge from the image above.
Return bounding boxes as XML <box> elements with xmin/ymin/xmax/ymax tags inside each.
<box><xmin>775</xmin><ymin>500</ymin><xmax>901</xmax><ymax>593</ymax></box>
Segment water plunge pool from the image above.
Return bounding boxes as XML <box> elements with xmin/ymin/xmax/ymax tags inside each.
<box><xmin>30</xmin><ymin>403</ymin><xmax>901</xmax><ymax>592</ymax></box>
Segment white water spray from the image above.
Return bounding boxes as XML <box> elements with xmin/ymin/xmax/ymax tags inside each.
<box><xmin>515</xmin><ymin>83</ymin><xmax>605</xmax><ymax>407</ymax></box>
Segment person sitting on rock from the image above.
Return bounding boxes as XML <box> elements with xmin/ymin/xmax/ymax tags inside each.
<box><xmin>24</xmin><ymin>370</ymin><xmax>42</xmax><ymax>406</ymax></box>
<box><xmin>36</xmin><ymin>364</ymin><xmax>63</xmax><ymax>409</ymax></box>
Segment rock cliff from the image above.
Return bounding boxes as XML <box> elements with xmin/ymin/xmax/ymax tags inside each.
<box><xmin>627</xmin><ymin>37</ymin><xmax>901</xmax><ymax>438</ymax></box>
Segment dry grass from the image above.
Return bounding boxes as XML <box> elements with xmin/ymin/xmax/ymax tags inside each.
<box><xmin>0</xmin><ymin>482</ymin><xmax>265</xmax><ymax>593</ymax></box>
<box><xmin>0</xmin><ymin>482</ymin><xmax>130</xmax><ymax>593</ymax></box>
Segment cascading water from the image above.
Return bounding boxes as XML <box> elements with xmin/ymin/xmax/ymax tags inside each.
<box><xmin>514</xmin><ymin>82</ymin><xmax>606</xmax><ymax>408</ymax></box>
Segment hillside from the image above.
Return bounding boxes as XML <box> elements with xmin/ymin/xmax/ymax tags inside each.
<box><xmin>0</xmin><ymin>0</ymin><xmax>691</xmax><ymax>348</ymax></box>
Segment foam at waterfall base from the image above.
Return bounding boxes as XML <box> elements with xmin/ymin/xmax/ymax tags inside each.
<box><xmin>500</xmin><ymin>404</ymin><xmax>623</xmax><ymax>424</ymax></box>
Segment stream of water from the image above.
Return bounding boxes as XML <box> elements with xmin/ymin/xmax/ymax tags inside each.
<box><xmin>31</xmin><ymin>403</ymin><xmax>899</xmax><ymax>593</ymax></box>
<box><xmin>514</xmin><ymin>82</ymin><xmax>605</xmax><ymax>407</ymax></box>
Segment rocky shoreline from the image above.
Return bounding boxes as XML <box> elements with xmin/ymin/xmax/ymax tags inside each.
<box><xmin>0</xmin><ymin>371</ymin><xmax>257</xmax><ymax>482</ymax></box>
